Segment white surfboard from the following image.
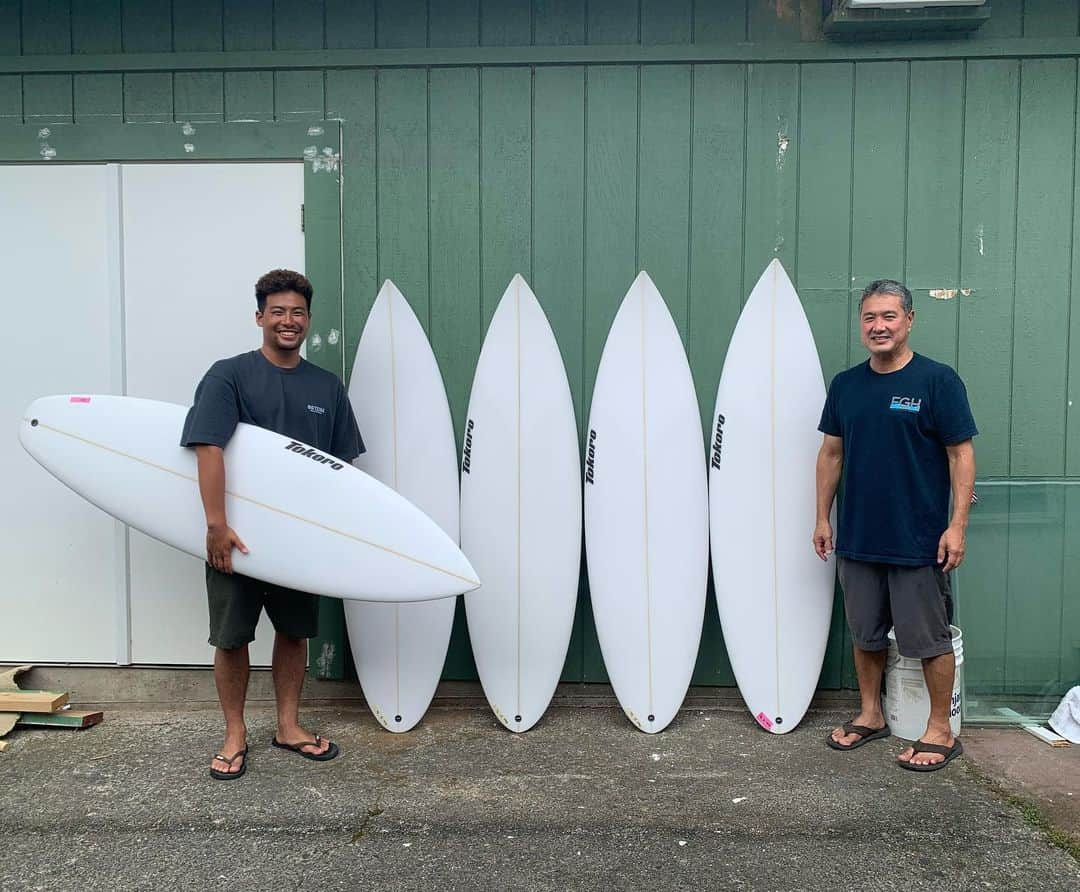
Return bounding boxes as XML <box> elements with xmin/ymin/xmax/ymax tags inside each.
<box><xmin>345</xmin><ymin>281</ymin><xmax>459</xmax><ymax>732</ymax></box>
<box><xmin>710</xmin><ymin>258</ymin><xmax>834</xmax><ymax>734</ymax></box>
<box><xmin>584</xmin><ymin>271</ymin><xmax>709</xmax><ymax>733</ymax></box>
<box><xmin>461</xmin><ymin>275</ymin><xmax>581</xmax><ymax>732</ymax></box>
<box><xmin>19</xmin><ymin>394</ymin><xmax>480</xmax><ymax>602</ymax></box>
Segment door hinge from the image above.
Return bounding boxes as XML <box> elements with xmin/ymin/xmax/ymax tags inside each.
<box><xmin>301</xmin><ymin>203</ymin><xmax>305</xmax><ymax>233</ymax></box>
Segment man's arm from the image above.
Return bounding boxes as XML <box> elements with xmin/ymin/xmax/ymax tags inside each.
<box><xmin>195</xmin><ymin>444</ymin><xmax>248</xmax><ymax>573</ymax></box>
<box><xmin>330</xmin><ymin>381</ymin><xmax>364</xmax><ymax>464</ymax></box>
<box><xmin>938</xmin><ymin>439</ymin><xmax>975</xmax><ymax>573</ymax></box>
<box><xmin>813</xmin><ymin>434</ymin><xmax>843</xmax><ymax>561</ymax></box>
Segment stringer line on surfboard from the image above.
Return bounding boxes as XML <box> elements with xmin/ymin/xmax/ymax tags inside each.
<box><xmin>639</xmin><ymin>283</ymin><xmax>655</xmax><ymax>719</ymax></box>
<box><xmin>27</xmin><ymin>417</ymin><xmax>479</xmax><ymax>588</ymax></box>
<box><xmin>387</xmin><ymin>292</ymin><xmax>402</xmax><ymax>719</ymax></box>
<box><xmin>769</xmin><ymin>261</ymin><xmax>782</xmax><ymax>722</ymax></box>
<box><xmin>515</xmin><ymin>278</ymin><xmax>523</xmax><ymax>721</ymax></box>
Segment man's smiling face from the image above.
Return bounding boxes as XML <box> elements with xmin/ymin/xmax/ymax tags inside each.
<box><xmin>257</xmin><ymin>290</ymin><xmax>310</xmax><ymax>354</ymax></box>
<box><xmin>860</xmin><ymin>292</ymin><xmax>913</xmax><ymax>360</ymax></box>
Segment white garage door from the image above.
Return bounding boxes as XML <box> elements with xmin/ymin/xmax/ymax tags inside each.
<box><xmin>2</xmin><ymin>161</ymin><xmax>306</xmax><ymax>666</ymax></box>
<box><xmin>1</xmin><ymin>165</ymin><xmax>121</xmax><ymax>663</ymax></box>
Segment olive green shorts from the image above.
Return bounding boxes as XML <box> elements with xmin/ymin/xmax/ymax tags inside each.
<box><xmin>206</xmin><ymin>564</ymin><xmax>320</xmax><ymax>649</ymax></box>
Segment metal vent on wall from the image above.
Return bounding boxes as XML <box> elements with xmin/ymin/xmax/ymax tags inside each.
<box><xmin>847</xmin><ymin>0</ymin><xmax>986</xmax><ymax>7</ymax></box>
<box><xmin>823</xmin><ymin>0</ymin><xmax>991</xmax><ymax>37</ymax></box>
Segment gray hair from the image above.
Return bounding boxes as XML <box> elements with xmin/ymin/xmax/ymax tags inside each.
<box><xmin>860</xmin><ymin>279</ymin><xmax>912</xmax><ymax>314</ymax></box>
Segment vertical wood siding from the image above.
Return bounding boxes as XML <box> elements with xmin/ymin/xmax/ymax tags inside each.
<box><xmin>4</xmin><ymin>0</ymin><xmax>1080</xmax><ymax>693</ymax></box>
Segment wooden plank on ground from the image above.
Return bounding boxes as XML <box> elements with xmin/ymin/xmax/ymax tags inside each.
<box><xmin>1023</xmin><ymin>724</ymin><xmax>1071</xmax><ymax>747</ymax></box>
<box><xmin>0</xmin><ymin>690</ymin><xmax>68</xmax><ymax>713</ymax></box>
<box><xmin>16</xmin><ymin>709</ymin><xmax>103</xmax><ymax>730</ymax></box>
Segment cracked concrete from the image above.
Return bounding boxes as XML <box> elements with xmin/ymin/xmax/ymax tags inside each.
<box><xmin>1</xmin><ymin>703</ymin><xmax>1077</xmax><ymax>891</ymax></box>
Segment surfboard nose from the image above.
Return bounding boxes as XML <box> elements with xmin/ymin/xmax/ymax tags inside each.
<box><xmin>457</xmin><ymin>554</ymin><xmax>481</xmax><ymax>592</ymax></box>
<box><xmin>440</xmin><ymin>537</ymin><xmax>481</xmax><ymax>593</ymax></box>
<box><xmin>18</xmin><ymin>395</ymin><xmax>57</xmax><ymax>449</ymax></box>
<box><xmin>418</xmin><ymin>520</ymin><xmax>480</xmax><ymax>595</ymax></box>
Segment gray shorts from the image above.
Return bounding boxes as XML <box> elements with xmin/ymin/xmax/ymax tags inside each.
<box><xmin>837</xmin><ymin>556</ymin><xmax>954</xmax><ymax>659</ymax></box>
<box><xmin>206</xmin><ymin>564</ymin><xmax>320</xmax><ymax>649</ymax></box>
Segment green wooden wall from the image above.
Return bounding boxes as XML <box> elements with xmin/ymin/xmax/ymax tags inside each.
<box><xmin>3</xmin><ymin>0</ymin><xmax>1080</xmax><ymax>695</ymax></box>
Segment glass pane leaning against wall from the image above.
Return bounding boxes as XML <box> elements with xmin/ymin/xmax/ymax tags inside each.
<box><xmin>955</xmin><ymin>480</ymin><xmax>1080</xmax><ymax>725</ymax></box>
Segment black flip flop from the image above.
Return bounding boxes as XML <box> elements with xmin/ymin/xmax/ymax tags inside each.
<box><xmin>271</xmin><ymin>734</ymin><xmax>339</xmax><ymax>762</ymax></box>
<box><xmin>210</xmin><ymin>745</ymin><xmax>248</xmax><ymax>780</ymax></box>
<box><xmin>826</xmin><ymin>722</ymin><xmax>891</xmax><ymax>751</ymax></box>
<box><xmin>898</xmin><ymin>738</ymin><xmax>963</xmax><ymax>772</ymax></box>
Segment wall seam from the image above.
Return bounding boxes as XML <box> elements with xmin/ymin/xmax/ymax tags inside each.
<box><xmin>1009</xmin><ymin>60</ymin><xmax>1022</xmax><ymax>480</ymax></box>
<box><xmin>1058</xmin><ymin>62</ymin><xmax>1079</xmax><ymax>676</ymax></box>
<box><xmin>739</xmin><ymin>63</ymin><xmax>748</xmax><ymax>306</ymax></box>
<box><xmin>1063</xmin><ymin>57</ymin><xmax>1079</xmax><ymax>476</ymax></box>
<box><xmin>530</xmin><ymin>64</ymin><xmax>535</xmax><ymax>284</ymax></box>
<box><xmin>375</xmin><ymin>69</ymin><xmax>381</xmax><ymax>287</ymax></box>
<box><xmin>478</xmin><ymin>67</ymin><xmax>485</xmax><ymax>324</ymax></box>
<box><xmin>582</xmin><ymin>62</ymin><xmax>589</xmax><ymax>450</ymax></box>
<box><xmin>426</xmin><ymin>66</ymin><xmax>432</xmax><ymax>332</ymax></box>
<box><xmin>1002</xmin><ymin>57</ymin><xmax>1024</xmax><ymax>686</ymax></box>
<box><xmin>635</xmin><ymin>63</ymin><xmax>641</xmax><ymax>273</ymax></box>
<box><xmin>846</xmin><ymin>63</ymin><xmax>856</xmax><ymax>371</ymax></box>
<box><xmin>792</xmin><ymin>62</ymin><xmax>801</xmax><ymax>285</ymax></box>
<box><xmin>955</xmin><ymin>59</ymin><xmax>967</xmax><ymax>373</ymax></box>
<box><xmin>901</xmin><ymin>60</ymin><xmax>911</xmax><ymax>284</ymax></box>
<box><xmin>686</xmin><ymin>64</ymin><xmax>695</xmax><ymax>348</ymax></box>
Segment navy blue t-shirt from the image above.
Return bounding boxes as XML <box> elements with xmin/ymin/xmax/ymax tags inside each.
<box><xmin>181</xmin><ymin>350</ymin><xmax>364</xmax><ymax>463</ymax></box>
<box><xmin>818</xmin><ymin>353</ymin><xmax>977</xmax><ymax>566</ymax></box>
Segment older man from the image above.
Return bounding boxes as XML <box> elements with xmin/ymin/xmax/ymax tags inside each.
<box><xmin>814</xmin><ymin>279</ymin><xmax>976</xmax><ymax>771</ymax></box>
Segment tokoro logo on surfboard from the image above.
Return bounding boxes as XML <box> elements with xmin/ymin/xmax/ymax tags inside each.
<box><xmin>284</xmin><ymin>441</ymin><xmax>344</xmax><ymax>470</ymax></box>
<box><xmin>461</xmin><ymin>419</ymin><xmax>475</xmax><ymax>474</ymax></box>
<box><xmin>585</xmin><ymin>429</ymin><xmax>597</xmax><ymax>484</ymax></box>
<box><xmin>710</xmin><ymin>413</ymin><xmax>725</xmax><ymax>470</ymax></box>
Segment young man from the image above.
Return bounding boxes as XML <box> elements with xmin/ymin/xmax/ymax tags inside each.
<box><xmin>813</xmin><ymin>279</ymin><xmax>976</xmax><ymax>772</ymax></box>
<box><xmin>181</xmin><ymin>269</ymin><xmax>363</xmax><ymax>780</ymax></box>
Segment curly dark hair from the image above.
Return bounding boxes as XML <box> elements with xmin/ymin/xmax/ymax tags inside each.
<box><xmin>255</xmin><ymin>269</ymin><xmax>313</xmax><ymax>311</ymax></box>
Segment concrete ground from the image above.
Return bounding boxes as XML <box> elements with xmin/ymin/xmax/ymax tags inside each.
<box><xmin>962</xmin><ymin>727</ymin><xmax>1080</xmax><ymax>839</ymax></box>
<box><xmin>1</xmin><ymin>698</ymin><xmax>1078</xmax><ymax>891</ymax></box>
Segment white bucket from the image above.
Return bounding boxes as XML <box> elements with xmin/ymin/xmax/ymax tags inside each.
<box><xmin>882</xmin><ymin>625</ymin><xmax>963</xmax><ymax>741</ymax></box>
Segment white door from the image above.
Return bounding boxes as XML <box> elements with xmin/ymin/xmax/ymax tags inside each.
<box><xmin>0</xmin><ymin>165</ymin><xmax>122</xmax><ymax>662</ymax></box>
<box><xmin>121</xmin><ymin>162</ymin><xmax>305</xmax><ymax>665</ymax></box>
<box><xmin>2</xmin><ymin>161</ymin><xmax>306</xmax><ymax>666</ymax></box>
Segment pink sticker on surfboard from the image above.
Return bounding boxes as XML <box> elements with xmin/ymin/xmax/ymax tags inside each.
<box><xmin>69</xmin><ymin>396</ymin><xmax>91</xmax><ymax>403</ymax></box>
<box><xmin>755</xmin><ymin>712</ymin><xmax>774</xmax><ymax>731</ymax></box>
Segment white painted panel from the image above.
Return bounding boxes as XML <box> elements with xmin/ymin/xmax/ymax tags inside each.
<box><xmin>121</xmin><ymin>162</ymin><xmax>305</xmax><ymax>665</ymax></box>
<box><xmin>0</xmin><ymin>165</ymin><xmax>120</xmax><ymax>662</ymax></box>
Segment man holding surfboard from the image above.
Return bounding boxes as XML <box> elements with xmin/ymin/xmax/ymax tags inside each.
<box><xmin>814</xmin><ymin>279</ymin><xmax>976</xmax><ymax>772</ymax></box>
<box><xmin>181</xmin><ymin>269</ymin><xmax>363</xmax><ymax>780</ymax></box>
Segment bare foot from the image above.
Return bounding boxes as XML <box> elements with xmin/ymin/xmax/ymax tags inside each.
<box><xmin>830</xmin><ymin>710</ymin><xmax>887</xmax><ymax>748</ymax></box>
<box><xmin>275</xmin><ymin>724</ymin><xmax>331</xmax><ymax>757</ymax></box>
<box><xmin>897</xmin><ymin>725</ymin><xmax>954</xmax><ymax>767</ymax></box>
<box><xmin>210</xmin><ymin>726</ymin><xmax>248</xmax><ymax>776</ymax></box>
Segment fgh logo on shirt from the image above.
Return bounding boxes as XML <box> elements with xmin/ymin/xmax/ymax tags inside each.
<box><xmin>890</xmin><ymin>396</ymin><xmax>922</xmax><ymax>413</ymax></box>
<box><xmin>307</xmin><ymin>404</ymin><xmax>326</xmax><ymax>415</ymax></box>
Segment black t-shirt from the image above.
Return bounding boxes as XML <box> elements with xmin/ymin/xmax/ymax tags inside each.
<box><xmin>818</xmin><ymin>353</ymin><xmax>977</xmax><ymax>566</ymax></box>
<box><xmin>180</xmin><ymin>350</ymin><xmax>364</xmax><ymax>462</ymax></box>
